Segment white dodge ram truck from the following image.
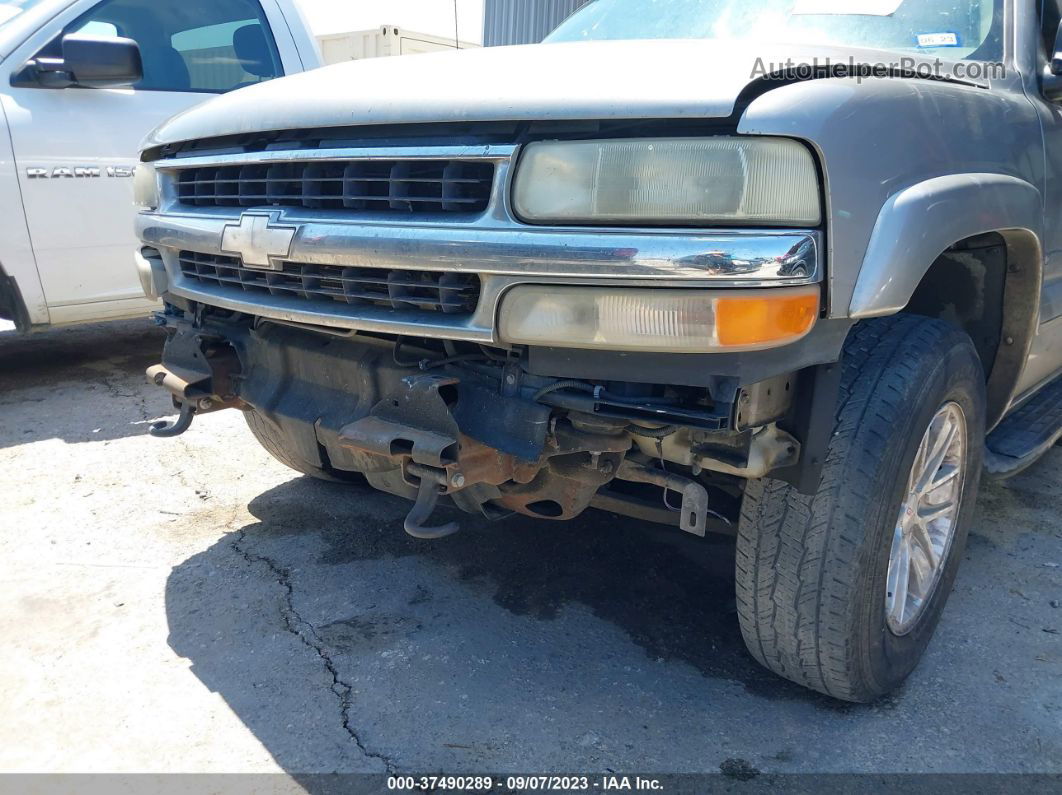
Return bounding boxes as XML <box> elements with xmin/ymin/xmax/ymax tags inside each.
<box><xmin>0</xmin><ymin>0</ymin><xmax>320</xmax><ymax>331</ymax></box>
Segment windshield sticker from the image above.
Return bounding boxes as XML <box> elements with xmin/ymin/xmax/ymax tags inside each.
<box><xmin>792</xmin><ymin>0</ymin><xmax>904</xmax><ymax>15</ymax></box>
<box><xmin>917</xmin><ymin>32</ymin><xmax>961</xmax><ymax>48</ymax></box>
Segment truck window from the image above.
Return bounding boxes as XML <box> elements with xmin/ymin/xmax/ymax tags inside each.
<box><xmin>65</xmin><ymin>0</ymin><xmax>282</xmax><ymax>93</ymax></box>
<box><xmin>1042</xmin><ymin>0</ymin><xmax>1062</xmax><ymax>55</ymax></box>
<box><xmin>548</xmin><ymin>0</ymin><xmax>1004</xmax><ymax>63</ymax></box>
<box><xmin>73</xmin><ymin>20</ymin><xmax>117</xmax><ymax>37</ymax></box>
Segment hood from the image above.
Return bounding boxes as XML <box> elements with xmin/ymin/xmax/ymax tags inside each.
<box><xmin>144</xmin><ymin>38</ymin><xmax>986</xmax><ymax>150</ymax></box>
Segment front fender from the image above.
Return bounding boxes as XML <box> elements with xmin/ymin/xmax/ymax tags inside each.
<box><xmin>849</xmin><ymin>174</ymin><xmax>1043</xmax><ymax>318</ymax></box>
<box><xmin>739</xmin><ymin>76</ymin><xmax>1043</xmax><ymax>318</ymax></box>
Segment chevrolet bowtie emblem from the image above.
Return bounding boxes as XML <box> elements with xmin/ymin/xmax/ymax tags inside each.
<box><xmin>220</xmin><ymin>212</ymin><xmax>297</xmax><ymax>270</ymax></box>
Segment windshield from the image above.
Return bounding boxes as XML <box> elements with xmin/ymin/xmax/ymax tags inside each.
<box><xmin>546</xmin><ymin>0</ymin><xmax>1004</xmax><ymax>62</ymax></box>
<box><xmin>0</xmin><ymin>0</ymin><xmax>46</xmax><ymax>33</ymax></box>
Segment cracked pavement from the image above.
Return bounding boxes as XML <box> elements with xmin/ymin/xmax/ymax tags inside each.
<box><xmin>1</xmin><ymin>320</ymin><xmax>1061</xmax><ymax>778</ymax></box>
<box><xmin>229</xmin><ymin>526</ymin><xmax>395</xmax><ymax>774</ymax></box>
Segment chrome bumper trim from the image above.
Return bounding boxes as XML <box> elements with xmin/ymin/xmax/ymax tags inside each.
<box><xmin>142</xmin><ymin>210</ymin><xmax>821</xmax><ymax>342</ymax></box>
<box><xmin>137</xmin><ymin>213</ymin><xmax>821</xmax><ymax>285</ymax></box>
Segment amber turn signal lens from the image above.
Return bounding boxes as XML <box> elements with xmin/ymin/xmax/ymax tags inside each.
<box><xmin>499</xmin><ymin>285</ymin><xmax>821</xmax><ymax>353</ymax></box>
<box><xmin>715</xmin><ymin>287</ymin><xmax>820</xmax><ymax>347</ymax></box>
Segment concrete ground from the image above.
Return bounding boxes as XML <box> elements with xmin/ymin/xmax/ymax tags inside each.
<box><xmin>1</xmin><ymin>319</ymin><xmax>1060</xmax><ymax>778</ymax></box>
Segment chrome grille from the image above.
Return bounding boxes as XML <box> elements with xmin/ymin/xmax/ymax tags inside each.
<box><xmin>178</xmin><ymin>251</ymin><xmax>481</xmax><ymax>315</ymax></box>
<box><xmin>175</xmin><ymin>160</ymin><xmax>494</xmax><ymax>214</ymax></box>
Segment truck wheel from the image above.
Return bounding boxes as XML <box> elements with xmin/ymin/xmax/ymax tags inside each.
<box><xmin>735</xmin><ymin>316</ymin><xmax>985</xmax><ymax>702</ymax></box>
<box><xmin>244</xmin><ymin>410</ymin><xmax>362</xmax><ymax>483</ymax></box>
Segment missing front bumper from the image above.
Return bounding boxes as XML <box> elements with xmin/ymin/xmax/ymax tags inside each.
<box><xmin>145</xmin><ymin>312</ymin><xmax>825</xmax><ymax>534</ymax></box>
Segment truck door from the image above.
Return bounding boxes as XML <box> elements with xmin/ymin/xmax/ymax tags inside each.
<box><xmin>1019</xmin><ymin>0</ymin><xmax>1062</xmax><ymax>393</ymax></box>
<box><xmin>1</xmin><ymin>0</ymin><xmax>285</xmax><ymax>322</ymax></box>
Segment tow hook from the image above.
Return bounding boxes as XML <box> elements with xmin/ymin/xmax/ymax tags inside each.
<box><xmin>339</xmin><ymin>375</ymin><xmax>472</xmax><ymax>540</ymax></box>
<box><xmin>149</xmin><ymin>401</ymin><xmax>197</xmax><ymax>438</ymax></box>
<box><xmin>403</xmin><ymin>463</ymin><xmax>461</xmax><ymax>540</ymax></box>
<box><xmin>144</xmin><ymin>351</ymin><xmax>244</xmax><ymax>439</ymax></box>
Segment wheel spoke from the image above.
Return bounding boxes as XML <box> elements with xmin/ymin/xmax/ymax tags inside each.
<box><xmin>910</xmin><ymin>438</ymin><xmax>928</xmax><ymax>490</ymax></box>
<box><xmin>908</xmin><ymin>543</ymin><xmax>934</xmax><ymax>598</ymax></box>
<box><xmin>916</xmin><ymin>417</ymin><xmax>958</xmax><ymax>493</ymax></box>
<box><xmin>910</xmin><ymin>520</ymin><xmax>939</xmax><ymax>569</ymax></box>
<box><xmin>925</xmin><ymin>463</ymin><xmax>961</xmax><ymax>495</ymax></box>
<box><xmin>918</xmin><ymin>499</ymin><xmax>956</xmax><ymax>525</ymax></box>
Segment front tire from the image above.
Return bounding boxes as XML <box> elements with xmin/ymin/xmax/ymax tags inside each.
<box><xmin>244</xmin><ymin>409</ymin><xmax>363</xmax><ymax>483</ymax></box>
<box><xmin>735</xmin><ymin>316</ymin><xmax>985</xmax><ymax>702</ymax></box>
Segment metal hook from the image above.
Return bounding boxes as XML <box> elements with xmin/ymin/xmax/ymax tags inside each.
<box><xmin>149</xmin><ymin>402</ymin><xmax>196</xmax><ymax>438</ymax></box>
<box><xmin>403</xmin><ymin>475</ymin><xmax>460</xmax><ymax>540</ymax></box>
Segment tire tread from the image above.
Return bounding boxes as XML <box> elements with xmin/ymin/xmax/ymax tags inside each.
<box><xmin>244</xmin><ymin>410</ymin><xmax>354</xmax><ymax>482</ymax></box>
<box><xmin>735</xmin><ymin>315</ymin><xmax>977</xmax><ymax>700</ymax></box>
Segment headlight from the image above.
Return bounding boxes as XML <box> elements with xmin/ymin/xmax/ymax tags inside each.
<box><xmin>133</xmin><ymin>162</ymin><xmax>159</xmax><ymax>210</ymax></box>
<box><xmin>512</xmin><ymin>137</ymin><xmax>820</xmax><ymax>226</ymax></box>
<box><xmin>498</xmin><ymin>285</ymin><xmax>820</xmax><ymax>353</ymax></box>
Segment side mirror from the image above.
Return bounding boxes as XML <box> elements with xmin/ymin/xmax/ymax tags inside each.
<box><xmin>1043</xmin><ymin>20</ymin><xmax>1062</xmax><ymax>101</ymax></box>
<box><xmin>12</xmin><ymin>33</ymin><xmax>142</xmax><ymax>89</ymax></box>
<box><xmin>1052</xmin><ymin>20</ymin><xmax>1062</xmax><ymax>76</ymax></box>
<box><xmin>61</xmin><ymin>34</ymin><xmax>143</xmax><ymax>87</ymax></box>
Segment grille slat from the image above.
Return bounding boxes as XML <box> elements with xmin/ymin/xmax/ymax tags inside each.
<box><xmin>176</xmin><ymin>159</ymin><xmax>494</xmax><ymax>215</ymax></box>
<box><xmin>178</xmin><ymin>252</ymin><xmax>480</xmax><ymax>316</ymax></box>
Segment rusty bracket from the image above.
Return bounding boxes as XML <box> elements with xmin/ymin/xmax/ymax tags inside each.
<box><xmin>146</xmin><ymin>330</ymin><xmax>245</xmax><ymax>421</ymax></box>
<box><xmin>614</xmin><ymin>459</ymin><xmax>709</xmax><ymax>537</ymax></box>
<box><xmin>341</xmin><ymin>375</ymin><xmax>461</xmax><ymax>464</ymax></box>
<box><xmin>146</xmin><ymin>364</ymin><xmax>244</xmax><ymax>415</ymax></box>
<box><xmin>341</xmin><ymin>375</ymin><xmax>477</xmax><ymax>537</ymax></box>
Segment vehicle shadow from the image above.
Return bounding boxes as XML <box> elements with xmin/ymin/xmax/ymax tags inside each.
<box><xmin>165</xmin><ymin>474</ymin><xmax>853</xmax><ymax>779</ymax></box>
<box><xmin>0</xmin><ymin>318</ymin><xmax>167</xmax><ymax>449</ymax></box>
